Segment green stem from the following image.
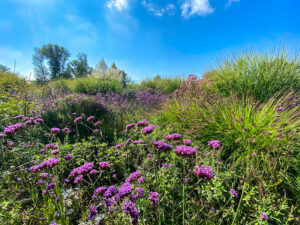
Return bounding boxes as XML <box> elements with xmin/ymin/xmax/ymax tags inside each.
<box><xmin>231</xmin><ymin>182</ymin><xmax>247</xmax><ymax>225</ymax></box>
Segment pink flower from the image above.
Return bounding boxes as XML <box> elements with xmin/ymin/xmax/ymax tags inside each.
<box><xmin>261</xmin><ymin>212</ymin><xmax>268</xmax><ymax>220</ymax></box>
<box><xmin>208</xmin><ymin>140</ymin><xmax>220</xmax><ymax>149</ymax></box>
<box><xmin>99</xmin><ymin>161</ymin><xmax>110</xmax><ymax>170</ymax></box>
<box><xmin>50</xmin><ymin>128</ymin><xmax>60</xmax><ymax>134</ymax></box>
<box><xmin>142</xmin><ymin>125</ymin><xmax>155</xmax><ymax>135</ymax></box>
<box><xmin>87</xmin><ymin>116</ymin><xmax>95</xmax><ymax>123</ymax></box>
<box><xmin>74</xmin><ymin>117</ymin><xmax>82</xmax><ymax>123</ymax></box>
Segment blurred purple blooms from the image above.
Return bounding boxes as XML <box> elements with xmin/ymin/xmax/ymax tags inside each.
<box><xmin>194</xmin><ymin>165</ymin><xmax>214</xmax><ymax>180</ymax></box>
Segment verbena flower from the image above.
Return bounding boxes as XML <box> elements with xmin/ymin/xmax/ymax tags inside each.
<box><xmin>45</xmin><ymin>143</ymin><xmax>58</xmax><ymax>150</ymax></box>
<box><xmin>64</xmin><ymin>154</ymin><xmax>73</xmax><ymax>160</ymax></box>
<box><xmin>142</xmin><ymin>125</ymin><xmax>155</xmax><ymax>135</ymax></box>
<box><xmin>126</xmin><ymin>170</ymin><xmax>141</xmax><ymax>183</ymax></box>
<box><xmin>124</xmin><ymin>139</ymin><xmax>132</xmax><ymax>147</ymax></box>
<box><xmin>30</xmin><ymin>157</ymin><xmax>59</xmax><ymax>172</ymax></box>
<box><xmin>125</xmin><ymin>123</ymin><xmax>136</xmax><ymax>133</ymax></box>
<box><xmin>99</xmin><ymin>161</ymin><xmax>110</xmax><ymax>170</ymax></box>
<box><xmin>208</xmin><ymin>140</ymin><xmax>220</xmax><ymax>149</ymax></box>
<box><xmin>184</xmin><ymin>139</ymin><xmax>192</xmax><ymax>146</ymax></box>
<box><xmin>153</xmin><ymin>140</ymin><xmax>172</xmax><ymax>152</ymax></box>
<box><xmin>252</xmin><ymin>153</ymin><xmax>257</xmax><ymax>157</ymax></box>
<box><xmin>87</xmin><ymin>116</ymin><xmax>95</xmax><ymax>123</ymax></box>
<box><xmin>194</xmin><ymin>165</ymin><xmax>214</xmax><ymax>180</ymax></box>
<box><xmin>104</xmin><ymin>186</ymin><xmax>117</xmax><ymax>198</ymax></box>
<box><xmin>230</xmin><ymin>189</ymin><xmax>238</xmax><ymax>198</ymax></box>
<box><xmin>165</xmin><ymin>133</ymin><xmax>181</xmax><ymax>141</ymax></box>
<box><xmin>93</xmin><ymin>186</ymin><xmax>107</xmax><ymax>198</ymax></box>
<box><xmin>137</xmin><ymin>119</ymin><xmax>149</xmax><ymax>127</ymax></box>
<box><xmin>261</xmin><ymin>212</ymin><xmax>268</xmax><ymax>220</ymax></box>
<box><xmin>88</xmin><ymin>205</ymin><xmax>98</xmax><ymax>220</ymax></box>
<box><xmin>275</xmin><ymin>107</ymin><xmax>285</xmax><ymax>112</ymax></box>
<box><xmin>50</xmin><ymin>128</ymin><xmax>60</xmax><ymax>134</ymax></box>
<box><xmin>74</xmin><ymin>117</ymin><xmax>82</xmax><ymax>123</ymax></box>
<box><xmin>138</xmin><ymin>176</ymin><xmax>145</xmax><ymax>184</ymax></box>
<box><xmin>52</xmin><ymin>150</ymin><xmax>59</xmax><ymax>155</ymax></box>
<box><xmin>62</xmin><ymin>128</ymin><xmax>70</xmax><ymax>134</ymax></box>
<box><xmin>174</xmin><ymin>145</ymin><xmax>196</xmax><ymax>156</ymax></box>
<box><xmin>4</xmin><ymin>123</ymin><xmax>23</xmax><ymax>135</ymax></box>
<box><xmin>119</xmin><ymin>182</ymin><xmax>133</xmax><ymax>197</ymax></box>
<box><xmin>74</xmin><ymin>175</ymin><xmax>84</xmax><ymax>184</ymax></box>
<box><xmin>89</xmin><ymin>169</ymin><xmax>98</xmax><ymax>175</ymax></box>
<box><xmin>46</xmin><ymin>182</ymin><xmax>56</xmax><ymax>190</ymax></box>
<box><xmin>113</xmin><ymin>143</ymin><xmax>123</xmax><ymax>149</ymax></box>
<box><xmin>123</xmin><ymin>200</ymin><xmax>139</xmax><ymax>225</ymax></box>
<box><xmin>70</xmin><ymin>162</ymin><xmax>94</xmax><ymax>177</ymax></box>
<box><xmin>148</xmin><ymin>192</ymin><xmax>159</xmax><ymax>205</ymax></box>
<box><xmin>136</xmin><ymin>187</ymin><xmax>144</xmax><ymax>198</ymax></box>
<box><xmin>94</xmin><ymin>121</ymin><xmax>102</xmax><ymax>126</ymax></box>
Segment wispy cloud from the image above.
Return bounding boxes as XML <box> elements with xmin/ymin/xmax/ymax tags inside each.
<box><xmin>225</xmin><ymin>0</ymin><xmax>240</xmax><ymax>9</ymax></box>
<box><xmin>180</xmin><ymin>0</ymin><xmax>215</xmax><ymax>18</ymax></box>
<box><xmin>141</xmin><ymin>1</ymin><xmax>176</xmax><ymax>17</ymax></box>
<box><xmin>107</xmin><ymin>0</ymin><xmax>129</xmax><ymax>11</ymax></box>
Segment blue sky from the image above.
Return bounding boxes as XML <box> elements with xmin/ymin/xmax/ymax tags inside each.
<box><xmin>0</xmin><ymin>0</ymin><xmax>299</xmax><ymax>81</ymax></box>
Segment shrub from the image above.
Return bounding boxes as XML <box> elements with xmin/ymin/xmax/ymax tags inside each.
<box><xmin>202</xmin><ymin>52</ymin><xmax>300</xmax><ymax>102</ymax></box>
<box><xmin>141</xmin><ymin>75</ymin><xmax>183</xmax><ymax>93</ymax></box>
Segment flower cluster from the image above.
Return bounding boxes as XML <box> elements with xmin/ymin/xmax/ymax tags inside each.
<box><xmin>88</xmin><ymin>205</ymin><xmax>98</xmax><ymax>220</ymax></box>
<box><xmin>133</xmin><ymin>140</ymin><xmax>144</xmax><ymax>145</ymax></box>
<box><xmin>194</xmin><ymin>165</ymin><xmax>214</xmax><ymax>180</ymax></box>
<box><xmin>261</xmin><ymin>212</ymin><xmax>269</xmax><ymax>220</ymax></box>
<box><xmin>87</xmin><ymin>116</ymin><xmax>95</xmax><ymax>123</ymax></box>
<box><xmin>184</xmin><ymin>139</ymin><xmax>192</xmax><ymax>146</ymax></box>
<box><xmin>45</xmin><ymin>143</ymin><xmax>58</xmax><ymax>150</ymax></box>
<box><xmin>174</xmin><ymin>145</ymin><xmax>196</xmax><ymax>156</ymax></box>
<box><xmin>152</xmin><ymin>140</ymin><xmax>172</xmax><ymax>152</ymax></box>
<box><xmin>208</xmin><ymin>140</ymin><xmax>220</xmax><ymax>149</ymax></box>
<box><xmin>165</xmin><ymin>133</ymin><xmax>181</xmax><ymax>141</ymax></box>
<box><xmin>64</xmin><ymin>154</ymin><xmax>73</xmax><ymax>160</ymax></box>
<box><xmin>142</xmin><ymin>125</ymin><xmax>155</xmax><ymax>135</ymax></box>
<box><xmin>99</xmin><ymin>161</ymin><xmax>110</xmax><ymax>170</ymax></box>
<box><xmin>93</xmin><ymin>186</ymin><xmax>107</xmax><ymax>199</ymax></box>
<box><xmin>74</xmin><ymin>117</ymin><xmax>82</xmax><ymax>123</ymax></box>
<box><xmin>30</xmin><ymin>157</ymin><xmax>59</xmax><ymax>172</ymax></box>
<box><xmin>137</xmin><ymin>119</ymin><xmax>149</xmax><ymax>127</ymax></box>
<box><xmin>123</xmin><ymin>200</ymin><xmax>139</xmax><ymax>224</ymax></box>
<box><xmin>4</xmin><ymin>123</ymin><xmax>23</xmax><ymax>135</ymax></box>
<box><xmin>113</xmin><ymin>143</ymin><xmax>123</xmax><ymax>150</ymax></box>
<box><xmin>50</xmin><ymin>128</ymin><xmax>60</xmax><ymax>134</ymax></box>
<box><xmin>70</xmin><ymin>162</ymin><xmax>94</xmax><ymax>177</ymax></box>
<box><xmin>126</xmin><ymin>170</ymin><xmax>141</xmax><ymax>183</ymax></box>
<box><xmin>230</xmin><ymin>189</ymin><xmax>238</xmax><ymax>198</ymax></box>
<box><xmin>148</xmin><ymin>192</ymin><xmax>159</xmax><ymax>205</ymax></box>
<box><xmin>125</xmin><ymin>123</ymin><xmax>136</xmax><ymax>133</ymax></box>
<box><xmin>119</xmin><ymin>182</ymin><xmax>133</xmax><ymax>197</ymax></box>
<box><xmin>275</xmin><ymin>107</ymin><xmax>285</xmax><ymax>112</ymax></box>
<box><xmin>104</xmin><ymin>186</ymin><xmax>117</xmax><ymax>198</ymax></box>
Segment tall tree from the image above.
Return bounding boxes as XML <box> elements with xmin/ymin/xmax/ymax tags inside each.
<box><xmin>32</xmin><ymin>48</ymin><xmax>49</xmax><ymax>83</ymax></box>
<box><xmin>67</xmin><ymin>53</ymin><xmax>92</xmax><ymax>78</ymax></box>
<box><xmin>33</xmin><ymin>44</ymin><xmax>71</xmax><ymax>81</ymax></box>
<box><xmin>0</xmin><ymin>64</ymin><xmax>10</xmax><ymax>72</ymax></box>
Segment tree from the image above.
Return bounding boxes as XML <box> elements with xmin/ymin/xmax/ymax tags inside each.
<box><xmin>67</xmin><ymin>53</ymin><xmax>92</xmax><ymax>78</ymax></box>
<box><xmin>33</xmin><ymin>44</ymin><xmax>71</xmax><ymax>81</ymax></box>
<box><xmin>0</xmin><ymin>64</ymin><xmax>10</xmax><ymax>72</ymax></box>
<box><xmin>32</xmin><ymin>48</ymin><xmax>49</xmax><ymax>84</ymax></box>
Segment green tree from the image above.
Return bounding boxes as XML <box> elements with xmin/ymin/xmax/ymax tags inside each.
<box><xmin>33</xmin><ymin>44</ymin><xmax>71</xmax><ymax>81</ymax></box>
<box><xmin>67</xmin><ymin>53</ymin><xmax>92</xmax><ymax>78</ymax></box>
<box><xmin>32</xmin><ymin>48</ymin><xmax>49</xmax><ymax>84</ymax></box>
<box><xmin>0</xmin><ymin>64</ymin><xmax>10</xmax><ymax>72</ymax></box>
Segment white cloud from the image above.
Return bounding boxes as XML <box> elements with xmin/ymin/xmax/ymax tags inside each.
<box><xmin>142</xmin><ymin>1</ymin><xmax>176</xmax><ymax>17</ymax></box>
<box><xmin>180</xmin><ymin>0</ymin><xmax>215</xmax><ymax>18</ymax></box>
<box><xmin>225</xmin><ymin>0</ymin><xmax>240</xmax><ymax>9</ymax></box>
<box><xmin>107</xmin><ymin>0</ymin><xmax>129</xmax><ymax>11</ymax></box>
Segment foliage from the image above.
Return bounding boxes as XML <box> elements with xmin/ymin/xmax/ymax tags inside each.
<box><xmin>141</xmin><ymin>75</ymin><xmax>183</xmax><ymax>93</ymax></box>
<box><xmin>66</xmin><ymin>53</ymin><xmax>92</xmax><ymax>78</ymax></box>
<box><xmin>202</xmin><ymin>52</ymin><xmax>300</xmax><ymax>102</ymax></box>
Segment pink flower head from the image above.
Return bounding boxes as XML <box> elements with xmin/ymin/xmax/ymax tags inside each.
<box><xmin>230</xmin><ymin>189</ymin><xmax>238</xmax><ymax>198</ymax></box>
<box><xmin>184</xmin><ymin>139</ymin><xmax>192</xmax><ymax>146</ymax></box>
<box><xmin>152</xmin><ymin>140</ymin><xmax>172</xmax><ymax>152</ymax></box>
<box><xmin>50</xmin><ymin>128</ymin><xmax>60</xmax><ymax>134</ymax></box>
<box><xmin>252</xmin><ymin>152</ymin><xmax>257</xmax><ymax>157</ymax></box>
<box><xmin>113</xmin><ymin>143</ymin><xmax>123</xmax><ymax>150</ymax></box>
<box><xmin>125</xmin><ymin>123</ymin><xmax>135</xmax><ymax>133</ymax></box>
<box><xmin>126</xmin><ymin>170</ymin><xmax>141</xmax><ymax>183</ymax></box>
<box><xmin>261</xmin><ymin>212</ymin><xmax>268</xmax><ymax>221</ymax></box>
<box><xmin>137</xmin><ymin>120</ymin><xmax>149</xmax><ymax>127</ymax></box>
<box><xmin>194</xmin><ymin>164</ymin><xmax>214</xmax><ymax>180</ymax></box>
<box><xmin>148</xmin><ymin>192</ymin><xmax>159</xmax><ymax>205</ymax></box>
<box><xmin>138</xmin><ymin>176</ymin><xmax>145</xmax><ymax>184</ymax></box>
<box><xmin>74</xmin><ymin>117</ymin><xmax>82</xmax><ymax>123</ymax></box>
<box><xmin>142</xmin><ymin>125</ymin><xmax>155</xmax><ymax>135</ymax></box>
<box><xmin>70</xmin><ymin>162</ymin><xmax>94</xmax><ymax>177</ymax></box>
<box><xmin>119</xmin><ymin>182</ymin><xmax>133</xmax><ymax>197</ymax></box>
<box><xmin>64</xmin><ymin>154</ymin><xmax>73</xmax><ymax>160</ymax></box>
<box><xmin>87</xmin><ymin>116</ymin><xmax>95</xmax><ymax>123</ymax></box>
<box><xmin>165</xmin><ymin>133</ymin><xmax>181</xmax><ymax>141</ymax></box>
<box><xmin>94</xmin><ymin>121</ymin><xmax>102</xmax><ymax>126</ymax></box>
<box><xmin>51</xmin><ymin>150</ymin><xmax>59</xmax><ymax>155</ymax></box>
<box><xmin>275</xmin><ymin>107</ymin><xmax>285</xmax><ymax>112</ymax></box>
<box><xmin>99</xmin><ymin>161</ymin><xmax>110</xmax><ymax>170</ymax></box>
<box><xmin>174</xmin><ymin>145</ymin><xmax>196</xmax><ymax>156</ymax></box>
<box><xmin>208</xmin><ymin>140</ymin><xmax>220</xmax><ymax>149</ymax></box>
<box><xmin>62</xmin><ymin>128</ymin><xmax>70</xmax><ymax>134</ymax></box>
<box><xmin>74</xmin><ymin>175</ymin><xmax>84</xmax><ymax>184</ymax></box>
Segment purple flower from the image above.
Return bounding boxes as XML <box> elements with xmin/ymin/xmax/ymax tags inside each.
<box><xmin>89</xmin><ymin>169</ymin><xmax>98</xmax><ymax>175</ymax></box>
<box><xmin>94</xmin><ymin>121</ymin><xmax>102</xmax><ymax>126</ymax></box>
<box><xmin>276</xmin><ymin>114</ymin><xmax>280</xmax><ymax>117</ymax></box>
<box><xmin>142</xmin><ymin>125</ymin><xmax>155</xmax><ymax>135</ymax></box>
<box><xmin>165</xmin><ymin>133</ymin><xmax>181</xmax><ymax>141</ymax></box>
<box><xmin>30</xmin><ymin>157</ymin><xmax>59</xmax><ymax>172</ymax></box>
<box><xmin>52</xmin><ymin>150</ymin><xmax>59</xmax><ymax>155</ymax></box>
<box><xmin>42</xmin><ymin>190</ymin><xmax>47</xmax><ymax>195</ymax></box>
<box><xmin>119</xmin><ymin>182</ymin><xmax>133</xmax><ymax>197</ymax></box>
<box><xmin>0</xmin><ymin>133</ymin><xmax>4</xmax><ymax>138</ymax></box>
<box><xmin>153</xmin><ymin>140</ymin><xmax>172</xmax><ymax>152</ymax></box>
<box><xmin>62</xmin><ymin>128</ymin><xmax>70</xmax><ymax>134</ymax></box>
<box><xmin>252</xmin><ymin>153</ymin><xmax>257</xmax><ymax>157</ymax></box>
<box><xmin>230</xmin><ymin>189</ymin><xmax>238</xmax><ymax>198</ymax></box>
<box><xmin>112</xmin><ymin>174</ymin><xmax>117</xmax><ymax>179</ymax></box>
<box><xmin>74</xmin><ymin>117</ymin><xmax>82</xmax><ymax>123</ymax></box>
<box><xmin>64</xmin><ymin>154</ymin><xmax>73</xmax><ymax>160</ymax></box>
<box><xmin>137</xmin><ymin>119</ymin><xmax>149</xmax><ymax>127</ymax></box>
<box><xmin>275</xmin><ymin>107</ymin><xmax>285</xmax><ymax>112</ymax></box>
<box><xmin>174</xmin><ymin>145</ymin><xmax>196</xmax><ymax>156</ymax></box>
<box><xmin>184</xmin><ymin>139</ymin><xmax>192</xmax><ymax>146</ymax></box>
<box><xmin>104</xmin><ymin>186</ymin><xmax>117</xmax><ymax>198</ymax></box>
<box><xmin>70</xmin><ymin>162</ymin><xmax>94</xmax><ymax>177</ymax></box>
<box><xmin>74</xmin><ymin>175</ymin><xmax>84</xmax><ymax>184</ymax></box>
<box><xmin>133</xmin><ymin>140</ymin><xmax>144</xmax><ymax>145</ymax></box>
<box><xmin>123</xmin><ymin>153</ymin><xmax>127</xmax><ymax>158</ymax></box>
<box><xmin>40</xmin><ymin>173</ymin><xmax>49</xmax><ymax>179</ymax></box>
<box><xmin>8</xmin><ymin>141</ymin><xmax>14</xmax><ymax>147</ymax></box>
<box><xmin>194</xmin><ymin>165</ymin><xmax>214</xmax><ymax>180</ymax></box>
<box><xmin>125</xmin><ymin>123</ymin><xmax>135</xmax><ymax>133</ymax></box>
<box><xmin>126</xmin><ymin>170</ymin><xmax>141</xmax><ymax>183</ymax></box>
<box><xmin>161</xmin><ymin>163</ymin><xmax>168</xmax><ymax>171</ymax></box>
<box><xmin>208</xmin><ymin>140</ymin><xmax>220</xmax><ymax>149</ymax></box>
<box><xmin>46</xmin><ymin>182</ymin><xmax>56</xmax><ymax>190</ymax></box>
<box><xmin>50</xmin><ymin>128</ymin><xmax>60</xmax><ymax>134</ymax></box>
<box><xmin>63</xmin><ymin>179</ymin><xmax>70</xmax><ymax>183</ymax></box>
<box><xmin>94</xmin><ymin>186</ymin><xmax>107</xmax><ymax>198</ymax></box>
<box><xmin>148</xmin><ymin>192</ymin><xmax>159</xmax><ymax>205</ymax></box>
<box><xmin>113</xmin><ymin>143</ymin><xmax>123</xmax><ymax>150</ymax></box>
<box><xmin>138</xmin><ymin>176</ymin><xmax>145</xmax><ymax>184</ymax></box>
<box><xmin>45</xmin><ymin>143</ymin><xmax>58</xmax><ymax>149</ymax></box>
<box><xmin>99</xmin><ymin>161</ymin><xmax>110</xmax><ymax>170</ymax></box>
<box><xmin>261</xmin><ymin>212</ymin><xmax>268</xmax><ymax>220</ymax></box>
<box><xmin>88</xmin><ymin>205</ymin><xmax>98</xmax><ymax>220</ymax></box>
<box><xmin>123</xmin><ymin>200</ymin><xmax>139</xmax><ymax>224</ymax></box>
<box><xmin>15</xmin><ymin>115</ymin><xmax>24</xmax><ymax>119</ymax></box>
<box><xmin>36</xmin><ymin>118</ymin><xmax>44</xmax><ymax>123</ymax></box>
<box><xmin>4</xmin><ymin>123</ymin><xmax>23</xmax><ymax>135</ymax></box>
<box><xmin>136</xmin><ymin>187</ymin><xmax>144</xmax><ymax>198</ymax></box>
<box><xmin>87</xmin><ymin>116</ymin><xmax>95</xmax><ymax>123</ymax></box>
<box><xmin>124</xmin><ymin>138</ymin><xmax>132</xmax><ymax>147</ymax></box>
<box><xmin>184</xmin><ymin>178</ymin><xmax>188</xmax><ymax>183</ymax></box>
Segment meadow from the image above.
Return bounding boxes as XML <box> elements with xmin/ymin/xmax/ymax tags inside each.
<box><xmin>0</xmin><ymin>52</ymin><xmax>299</xmax><ymax>225</ymax></box>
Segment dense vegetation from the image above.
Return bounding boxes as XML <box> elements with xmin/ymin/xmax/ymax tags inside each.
<box><xmin>0</xmin><ymin>52</ymin><xmax>299</xmax><ymax>225</ymax></box>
